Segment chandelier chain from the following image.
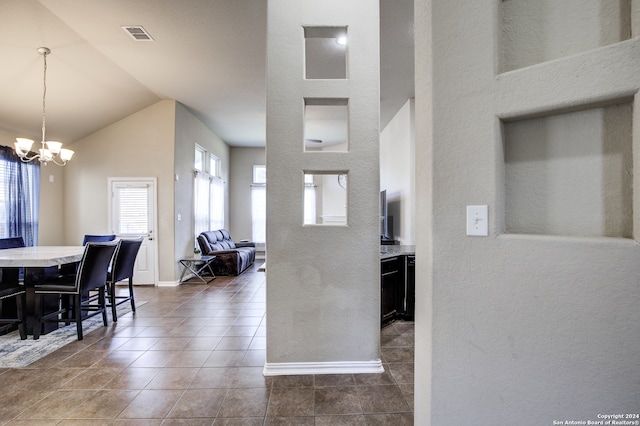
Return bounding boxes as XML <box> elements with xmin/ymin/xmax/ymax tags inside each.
<box><xmin>13</xmin><ymin>46</ymin><xmax>74</xmax><ymax>166</ymax></box>
<box><xmin>41</xmin><ymin>50</ymin><xmax>47</xmax><ymax>144</ymax></box>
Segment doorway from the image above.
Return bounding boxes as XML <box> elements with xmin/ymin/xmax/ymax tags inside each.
<box><xmin>108</xmin><ymin>177</ymin><xmax>158</xmax><ymax>285</ymax></box>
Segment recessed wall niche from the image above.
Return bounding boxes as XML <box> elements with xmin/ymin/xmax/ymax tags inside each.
<box><xmin>304</xmin><ymin>98</ymin><xmax>348</xmax><ymax>152</ymax></box>
<box><xmin>303</xmin><ymin>172</ymin><xmax>347</xmax><ymax>226</ymax></box>
<box><xmin>500</xmin><ymin>0</ymin><xmax>631</xmax><ymax>73</ymax></box>
<box><xmin>503</xmin><ymin>101</ymin><xmax>632</xmax><ymax>238</ymax></box>
<box><xmin>304</xmin><ymin>26</ymin><xmax>347</xmax><ymax>79</ymax></box>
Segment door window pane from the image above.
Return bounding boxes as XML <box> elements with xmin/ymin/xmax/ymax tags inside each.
<box><xmin>113</xmin><ymin>184</ymin><xmax>149</xmax><ymax>234</ymax></box>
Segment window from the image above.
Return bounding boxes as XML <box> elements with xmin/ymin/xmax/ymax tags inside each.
<box><xmin>112</xmin><ymin>184</ymin><xmax>149</xmax><ymax>235</ymax></box>
<box><xmin>210</xmin><ymin>176</ymin><xmax>224</xmax><ymax>231</ymax></box>
<box><xmin>195</xmin><ymin>145</ymin><xmax>206</xmax><ymax>172</ymax></box>
<box><xmin>193</xmin><ymin>146</ymin><xmax>224</xmax><ymax>241</ymax></box>
<box><xmin>253</xmin><ymin>164</ymin><xmax>266</xmax><ymax>184</ymax></box>
<box><xmin>210</xmin><ymin>154</ymin><xmax>221</xmax><ymax>178</ymax></box>
<box><xmin>0</xmin><ymin>146</ymin><xmax>40</xmax><ymax>246</ymax></box>
<box><xmin>194</xmin><ymin>172</ymin><xmax>211</xmax><ymax>238</ymax></box>
<box><xmin>251</xmin><ymin>165</ymin><xmax>266</xmax><ymax>243</ymax></box>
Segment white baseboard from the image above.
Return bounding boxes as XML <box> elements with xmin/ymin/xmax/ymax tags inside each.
<box><xmin>263</xmin><ymin>359</ymin><xmax>384</xmax><ymax>376</ymax></box>
<box><xmin>157</xmin><ymin>280</ymin><xmax>180</xmax><ymax>287</ymax></box>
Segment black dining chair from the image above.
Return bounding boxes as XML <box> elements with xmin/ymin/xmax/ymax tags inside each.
<box><xmin>82</xmin><ymin>234</ymin><xmax>116</xmax><ymax>245</ymax></box>
<box><xmin>0</xmin><ymin>236</ymin><xmax>27</xmax><ymax>339</ymax></box>
<box><xmin>0</xmin><ymin>236</ymin><xmax>25</xmax><ymax>285</ymax></box>
<box><xmin>0</xmin><ymin>236</ymin><xmax>26</xmax><ymax>250</ymax></box>
<box><xmin>33</xmin><ymin>241</ymin><xmax>118</xmax><ymax>340</ymax></box>
<box><xmin>59</xmin><ymin>234</ymin><xmax>117</xmax><ymax>277</ymax></box>
<box><xmin>106</xmin><ymin>237</ymin><xmax>143</xmax><ymax>322</ymax></box>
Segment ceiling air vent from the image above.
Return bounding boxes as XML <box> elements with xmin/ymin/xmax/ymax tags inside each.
<box><xmin>122</xmin><ymin>26</ymin><xmax>154</xmax><ymax>41</ymax></box>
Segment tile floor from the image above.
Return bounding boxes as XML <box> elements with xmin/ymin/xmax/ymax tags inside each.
<box><xmin>0</xmin><ymin>264</ymin><xmax>414</xmax><ymax>425</ymax></box>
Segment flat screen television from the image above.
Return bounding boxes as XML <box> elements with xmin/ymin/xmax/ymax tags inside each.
<box><xmin>380</xmin><ymin>190</ymin><xmax>388</xmax><ymax>238</ymax></box>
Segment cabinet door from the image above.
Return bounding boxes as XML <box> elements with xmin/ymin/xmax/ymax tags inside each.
<box><xmin>381</xmin><ymin>257</ymin><xmax>400</xmax><ymax>324</ymax></box>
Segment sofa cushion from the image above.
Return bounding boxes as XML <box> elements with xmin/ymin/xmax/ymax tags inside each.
<box><xmin>197</xmin><ymin>229</ymin><xmax>256</xmax><ymax>276</ymax></box>
<box><xmin>199</xmin><ymin>230</ymin><xmax>237</xmax><ymax>253</ymax></box>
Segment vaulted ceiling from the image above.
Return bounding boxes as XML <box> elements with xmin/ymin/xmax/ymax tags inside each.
<box><xmin>0</xmin><ymin>0</ymin><xmax>414</xmax><ymax>148</ymax></box>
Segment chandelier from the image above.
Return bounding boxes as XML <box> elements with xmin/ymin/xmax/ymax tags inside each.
<box><xmin>14</xmin><ymin>47</ymin><xmax>74</xmax><ymax>166</ymax></box>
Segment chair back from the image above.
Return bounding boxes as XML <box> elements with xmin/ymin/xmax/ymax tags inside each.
<box><xmin>0</xmin><ymin>237</ymin><xmax>25</xmax><ymax>285</ymax></box>
<box><xmin>110</xmin><ymin>238</ymin><xmax>143</xmax><ymax>283</ymax></box>
<box><xmin>0</xmin><ymin>237</ymin><xmax>25</xmax><ymax>249</ymax></box>
<box><xmin>76</xmin><ymin>241</ymin><xmax>118</xmax><ymax>293</ymax></box>
<box><xmin>82</xmin><ymin>234</ymin><xmax>116</xmax><ymax>245</ymax></box>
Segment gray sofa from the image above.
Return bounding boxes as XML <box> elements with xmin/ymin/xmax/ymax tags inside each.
<box><xmin>197</xmin><ymin>229</ymin><xmax>256</xmax><ymax>276</ymax></box>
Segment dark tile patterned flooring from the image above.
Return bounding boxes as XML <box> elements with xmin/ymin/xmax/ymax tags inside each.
<box><xmin>0</xmin><ymin>264</ymin><xmax>414</xmax><ymax>425</ymax></box>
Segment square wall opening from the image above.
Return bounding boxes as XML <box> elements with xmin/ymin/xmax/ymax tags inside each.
<box><xmin>503</xmin><ymin>101</ymin><xmax>633</xmax><ymax>238</ymax></box>
<box><xmin>304</xmin><ymin>98</ymin><xmax>348</xmax><ymax>152</ymax></box>
<box><xmin>304</xmin><ymin>26</ymin><xmax>348</xmax><ymax>79</ymax></box>
<box><xmin>303</xmin><ymin>172</ymin><xmax>347</xmax><ymax>226</ymax></box>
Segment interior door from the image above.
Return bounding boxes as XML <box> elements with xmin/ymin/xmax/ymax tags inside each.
<box><xmin>109</xmin><ymin>178</ymin><xmax>157</xmax><ymax>285</ymax></box>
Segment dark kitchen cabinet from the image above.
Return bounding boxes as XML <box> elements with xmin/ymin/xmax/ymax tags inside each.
<box><xmin>381</xmin><ymin>254</ymin><xmax>415</xmax><ymax>326</ymax></box>
<box><xmin>381</xmin><ymin>256</ymin><xmax>402</xmax><ymax>325</ymax></box>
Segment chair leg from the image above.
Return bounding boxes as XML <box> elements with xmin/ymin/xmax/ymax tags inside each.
<box><xmin>33</xmin><ymin>294</ymin><xmax>42</xmax><ymax>340</ymax></box>
<box><xmin>129</xmin><ymin>278</ymin><xmax>136</xmax><ymax>313</ymax></box>
<box><xmin>109</xmin><ymin>282</ymin><xmax>118</xmax><ymax>322</ymax></box>
<box><xmin>62</xmin><ymin>295</ymin><xmax>72</xmax><ymax>325</ymax></box>
<box><xmin>99</xmin><ymin>287</ymin><xmax>107</xmax><ymax>326</ymax></box>
<box><xmin>74</xmin><ymin>294</ymin><xmax>83</xmax><ymax>340</ymax></box>
<box><xmin>16</xmin><ymin>293</ymin><xmax>27</xmax><ymax>340</ymax></box>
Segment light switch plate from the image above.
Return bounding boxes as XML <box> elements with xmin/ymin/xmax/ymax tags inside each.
<box><xmin>466</xmin><ymin>205</ymin><xmax>488</xmax><ymax>236</ymax></box>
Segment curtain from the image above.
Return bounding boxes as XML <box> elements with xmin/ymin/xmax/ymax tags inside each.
<box><xmin>0</xmin><ymin>146</ymin><xmax>40</xmax><ymax>246</ymax></box>
<box><xmin>251</xmin><ymin>184</ymin><xmax>266</xmax><ymax>243</ymax></box>
<box><xmin>210</xmin><ymin>176</ymin><xmax>224</xmax><ymax>231</ymax></box>
<box><xmin>193</xmin><ymin>171</ymin><xmax>210</xmax><ymax>245</ymax></box>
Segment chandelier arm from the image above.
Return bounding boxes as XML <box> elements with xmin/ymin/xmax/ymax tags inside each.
<box><xmin>49</xmin><ymin>157</ymin><xmax>69</xmax><ymax>166</ymax></box>
<box><xmin>17</xmin><ymin>152</ymin><xmax>40</xmax><ymax>163</ymax></box>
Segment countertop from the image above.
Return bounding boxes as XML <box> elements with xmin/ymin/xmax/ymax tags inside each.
<box><xmin>380</xmin><ymin>245</ymin><xmax>415</xmax><ymax>260</ymax></box>
<box><xmin>0</xmin><ymin>245</ymin><xmax>85</xmax><ymax>267</ymax></box>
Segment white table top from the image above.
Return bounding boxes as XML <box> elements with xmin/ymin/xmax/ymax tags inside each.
<box><xmin>0</xmin><ymin>246</ymin><xmax>85</xmax><ymax>267</ymax></box>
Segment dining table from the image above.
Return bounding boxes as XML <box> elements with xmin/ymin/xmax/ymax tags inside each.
<box><xmin>0</xmin><ymin>246</ymin><xmax>84</xmax><ymax>335</ymax></box>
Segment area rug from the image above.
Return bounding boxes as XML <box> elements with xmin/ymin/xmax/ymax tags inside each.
<box><xmin>0</xmin><ymin>302</ymin><xmax>145</xmax><ymax>369</ymax></box>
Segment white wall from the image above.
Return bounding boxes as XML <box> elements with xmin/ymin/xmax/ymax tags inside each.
<box><xmin>63</xmin><ymin>100</ymin><xmax>176</xmax><ymax>283</ymax></box>
<box><xmin>265</xmin><ymin>0</ymin><xmax>381</xmax><ymax>373</ymax></box>
<box><xmin>380</xmin><ymin>98</ymin><xmax>415</xmax><ymax>244</ymax></box>
<box><xmin>414</xmin><ymin>1</ymin><xmax>640</xmax><ymax>425</ymax></box>
<box><xmin>61</xmin><ymin>100</ymin><xmax>228</xmax><ymax>285</ymax></box>
<box><xmin>229</xmin><ymin>147</ymin><xmax>265</xmax><ymax>242</ymax></box>
<box><xmin>501</xmin><ymin>0</ymin><xmax>632</xmax><ymax>72</ymax></box>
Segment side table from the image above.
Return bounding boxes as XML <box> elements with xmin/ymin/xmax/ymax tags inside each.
<box><xmin>179</xmin><ymin>255</ymin><xmax>216</xmax><ymax>283</ymax></box>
